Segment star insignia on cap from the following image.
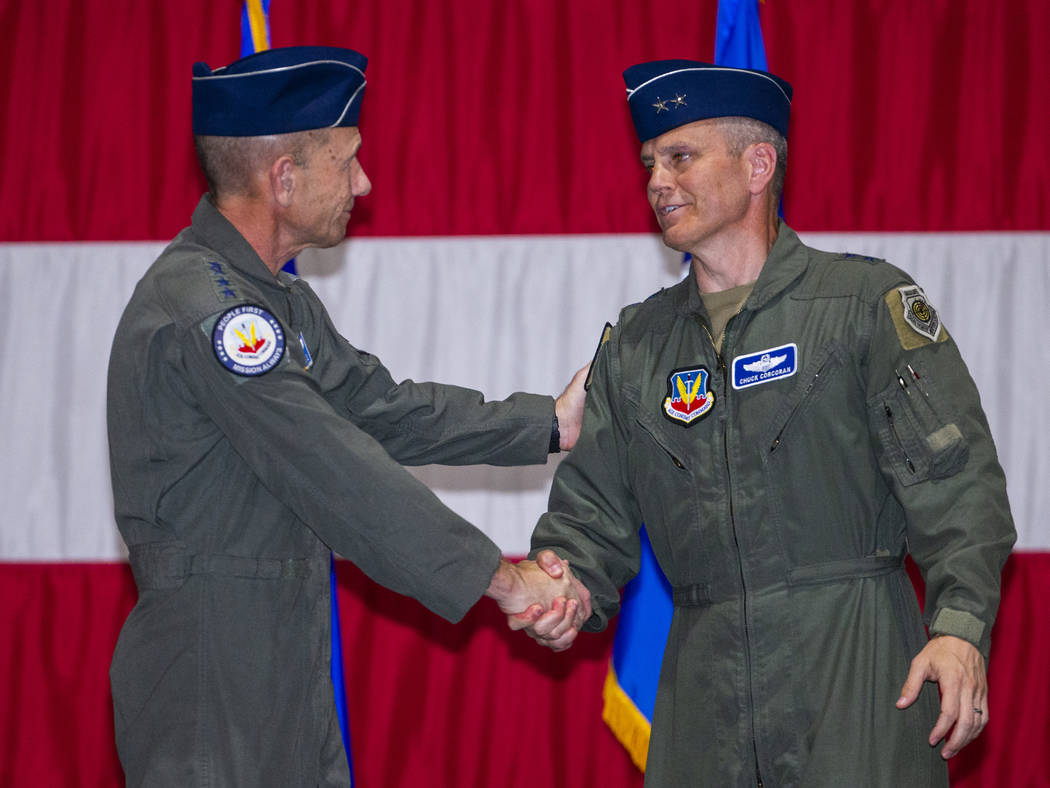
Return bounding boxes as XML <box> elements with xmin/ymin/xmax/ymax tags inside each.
<box><xmin>652</xmin><ymin>96</ymin><xmax>669</xmax><ymax>113</ymax></box>
<box><xmin>671</xmin><ymin>93</ymin><xmax>687</xmax><ymax>108</ymax></box>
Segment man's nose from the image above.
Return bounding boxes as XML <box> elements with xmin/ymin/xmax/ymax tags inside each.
<box><xmin>647</xmin><ymin>165</ymin><xmax>672</xmax><ymax>196</ymax></box>
<box><xmin>352</xmin><ymin>160</ymin><xmax>372</xmax><ymax>197</ymax></box>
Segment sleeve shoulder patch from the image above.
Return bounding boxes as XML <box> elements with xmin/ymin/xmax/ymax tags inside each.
<box><xmin>210</xmin><ymin>304</ymin><xmax>286</xmax><ymax>376</ymax></box>
<box><xmin>584</xmin><ymin>322</ymin><xmax>613</xmax><ymax>391</ymax></box>
<box><xmin>885</xmin><ymin>285</ymin><xmax>949</xmax><ymax>349</ymax></box>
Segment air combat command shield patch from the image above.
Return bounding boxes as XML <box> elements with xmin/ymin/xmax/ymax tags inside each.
<box><xmin>662</xmin><ymin>366</ymin><xmax>715</xmax><ymax>426</ymax></box>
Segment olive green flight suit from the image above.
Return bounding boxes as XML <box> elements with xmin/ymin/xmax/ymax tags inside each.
<box><xmin>533</xmin><ymin>224</ymin><xmax>1015</xmax><ymax>787</ymax></box>
<box><xmin>108</xmin><ymin>196</ymin><xmax>555</xmax><ymax>786</ymax></box>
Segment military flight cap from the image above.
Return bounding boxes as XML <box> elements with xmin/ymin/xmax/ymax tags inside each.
<box><xmin>192</xmin><ymin>45</ymin><xmax>368</xmax><ymax>136</ymax></box>
<box><xmin>623</xmin><ymin>59</ymin><xmax>792</xmax><ymax>143</ymax></box>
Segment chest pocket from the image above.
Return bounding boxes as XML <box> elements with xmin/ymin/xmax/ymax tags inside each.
<box><xmin>628</xmin><ymin>399</ymin><xmax>715</xmax><ymax>586</ymax></box>
<box><xmin>762</xmin><ymin>341</ymin><xmax>848</xmax><ymax>457</ymax></box>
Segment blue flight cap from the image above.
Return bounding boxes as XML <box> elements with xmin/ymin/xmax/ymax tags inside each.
<box><xmin>623</xmin><ymin>59</ymin><xmax>792</xmax><ymax>143</ymax></box>
<box><xmin>192</xmin><ymin>46</ymin><xmax>368</xmax><ymax>136</ymax></box>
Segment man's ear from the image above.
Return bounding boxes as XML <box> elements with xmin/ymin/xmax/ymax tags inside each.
<box><xmin>270</xmin><ymin>156</ymin><xmax>297</xmax><ymax>207</ymax></box>
<box><xmin>746</xmin><ymin>142</ymin><xmax>777</xmax><ymax>195</ymax></box>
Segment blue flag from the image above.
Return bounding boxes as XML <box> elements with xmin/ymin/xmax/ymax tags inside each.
<box><xmin>715</xmin><ymin>0</ymin><xmax>769</xmax><ymax>71</ymax></box>
<box><xmin>238</xmin><ymin>3</ymin><xmax>351</xmax><ymax>781</ymax></box>
<box><xmin>603</xmin><ymin>0</ymin><xmax>769</xmax><ymax>771</ymax></box>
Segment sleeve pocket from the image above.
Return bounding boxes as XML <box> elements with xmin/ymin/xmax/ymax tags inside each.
<box><xmin>869</xmin><ymin>381</ymin><xmax>969</xmax><ymax>487</ymax></box>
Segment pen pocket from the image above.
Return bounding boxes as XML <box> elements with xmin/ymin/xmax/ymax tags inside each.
<box><xmin>869</xmin><ymin>371</ymin><xmax>969</xmax><ymax>486</ymax></box>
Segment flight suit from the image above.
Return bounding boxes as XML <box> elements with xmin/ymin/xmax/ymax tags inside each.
<box><xmin>533</xmin><ymin>224</ymin><xmax>1015</xmax><ymax>787</ymax></box>
<box><xmin>108</xmin><ymin>196</ymin><xmax>555</xmax><ymax>786</ymax></box>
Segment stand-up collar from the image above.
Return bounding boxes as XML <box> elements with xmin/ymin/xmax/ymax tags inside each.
<box><xmin>675</xmin><ymin>223</ymin><xmax>810</xmax><ymax>317</ymax></box>
<box><xmin>189</xmin><ymin>195</ymin><xmax>284</xmax><ymax>286</ymax></box>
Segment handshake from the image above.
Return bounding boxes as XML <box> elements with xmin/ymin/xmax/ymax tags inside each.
<box><xmin>485</xmin><ymin>550</ymin><xmax>592</xmax><ymax>652</ymax></box>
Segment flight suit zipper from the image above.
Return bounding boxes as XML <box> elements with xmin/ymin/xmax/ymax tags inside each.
<box><xmin>698</xmin><ymin>315</ymin><xmax>764</xmax><ymax>788</ymax></box>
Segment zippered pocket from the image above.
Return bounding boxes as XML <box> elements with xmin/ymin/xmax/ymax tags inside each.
<box><xmin>636</xmin><ymin>415</ymin><xmax>691</xmax><ymax>472</ymax></box>
<box><xmin>767</xmin><ymin>344</ymin><xmax>844</xmax><ymax>455</ymax></box>
<box><xmin>869</xmin><ymin>368</ymin><xmax>969</xmax><ymax>486</ymax></box>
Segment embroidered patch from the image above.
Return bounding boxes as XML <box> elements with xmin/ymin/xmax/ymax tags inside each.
<box><xmin>899</xmin><ymin>285</ymin><xmax>941</xmax><ymax>341</ymax></box>
<box><xmin>206</xmin><ymin>261</ymin><xmax>238</xmax><ymax>302</ymax></box>
<box><xmin>662</xmin><ymin>366</ymin><xmax>715</xmax><ymax>426</ymax></box>
<box><xmin>212</xmin><ymin>305</ymin><xmax>285</xmax><ymax>376</ymax></box>
<box><xmin>887</xmin><ymin>285</ymin><xmax>946</xmax><ymax>349</ymax></box>
<box><xmin>732</xmin><ymin>343</ymin><xmax>798</xmax><ymax>390</ymax></box>
<box><xmin>298</xmin><ymin>331</ymin><xmax>314</xmax><ymax>371</ymax></box>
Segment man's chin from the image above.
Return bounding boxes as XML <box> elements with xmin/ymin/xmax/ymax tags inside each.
<box><xmin>306</xmin><ymin>232</ymin><xmax>347</xmax><ymax>252</ymax></box>
<box><xmin>660</xmin><ymin>230</ymin><xmax>691</xmax><ymax>255</ymax></box>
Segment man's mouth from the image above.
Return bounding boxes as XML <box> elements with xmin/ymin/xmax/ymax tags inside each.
<box><xmin>657</xmin><ymin>204</ymin><xmax>684</xmax><ymax>223</ymax></box>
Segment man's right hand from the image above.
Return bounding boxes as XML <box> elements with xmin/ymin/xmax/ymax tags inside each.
<box><xmin>504</xmin><ymin>550</ymin><xmax>592</xmax><ymax>652</ymax></box>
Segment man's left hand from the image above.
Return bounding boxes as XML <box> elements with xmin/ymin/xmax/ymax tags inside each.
<box><xmin>554</xmin><ymin>364</ymin><xmax>590</xmax><ymax>451</ymax></box>
<box><xmin>896</xmin><ymin>634</ymin><xmax>988</xmax><ymax>759</ymax></box>
<box><xmin>506</xmin><ymin>550</ymin><xmax>592</xmax><ymax>651</ymax></box>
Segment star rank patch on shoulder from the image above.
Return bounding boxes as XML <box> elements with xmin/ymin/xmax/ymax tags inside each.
<box><xmin>206</xmin><ymin>260</ymin><xmax>238</xmax><ymax>302</ymax></box>
<box><xmin>213</xmin><ymin>304</ymin><xmax>285</xmax><ymax>376</ymax></box>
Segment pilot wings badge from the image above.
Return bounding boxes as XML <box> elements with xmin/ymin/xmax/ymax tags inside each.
<box><xmin>663</xmin><ymin>366</ymin><xmax>715</xmax><ymax>426</ymax></box>
<box><xmin>732</xmin><ymin>343</ymin><xmax>798</xmax><ymax>390</ymax></box>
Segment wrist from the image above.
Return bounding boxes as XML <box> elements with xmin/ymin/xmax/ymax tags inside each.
<box><xmin>485</xmin><ymin>559</ymin><xmax>520</xmax><ymax>605</ymax></box>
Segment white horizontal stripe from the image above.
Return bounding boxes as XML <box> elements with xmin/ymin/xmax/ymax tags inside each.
<box><xmin>1</xmin><ymin>233</ymin><xmax>1046</xmax><ymax>559</ymax></box>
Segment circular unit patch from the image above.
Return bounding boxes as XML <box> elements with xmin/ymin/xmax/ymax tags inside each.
<box><xmin>213</xmin><ymin>304</ymin><xmax>285</xmax><ymax>376</ymax></box>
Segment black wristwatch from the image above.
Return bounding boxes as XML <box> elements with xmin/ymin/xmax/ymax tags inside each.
<box><xmin>548</xmin><ymin>413</ymin><xmax>561</xmax><ymax>454</ymax></box>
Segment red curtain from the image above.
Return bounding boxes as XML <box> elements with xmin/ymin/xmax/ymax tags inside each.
<box><xmin>1</xmin><ymin>0</ymin><xmax>1047</xmax><ymax>242</ymax></box>
<box><xmin>0</xmin><ymin>558</ymin><xmax>1046</xmax><ymax>786</ymax></box>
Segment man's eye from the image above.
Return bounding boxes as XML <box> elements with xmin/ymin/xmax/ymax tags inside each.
<box><xmin>672</xmin><ymin>152</ymin><xmax>689</xmax><ymax>163</ymax></box>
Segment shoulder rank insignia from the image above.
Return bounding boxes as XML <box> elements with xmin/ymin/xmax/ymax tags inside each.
<box><xmin>662</xmin><ymin>366</ymin><xmax>715</xmax><ymax>426</ymax></box>
<box><xmin>206</xmin><ymin>260</ymin><xmax>238</xmax><ymax>302</ymax></box>
<box><xmin>888</xmin><ymin>285</ymin><xmax>947</xmax><ymax>349</ymax></box>
<box><xmin>213</xmin><ymin>304</ymin><xmax>285</xmax><ymax>376</ymax></box>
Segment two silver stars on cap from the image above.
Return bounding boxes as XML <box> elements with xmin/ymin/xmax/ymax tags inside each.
<box><xmin>653</xmin><ymin>93</ymin><xmax>687</xmax><ymax>113</ymax></box>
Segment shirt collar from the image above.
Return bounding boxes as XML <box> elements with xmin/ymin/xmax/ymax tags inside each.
<box><xmin>188</xmin><ymin>195</ymin><xmax>286</xmax><ymax>287</ymax></box>
<box><xmin>676</xmin><ymin>222</ymin><xmax>810</xmax><ymax>316</ymax></box>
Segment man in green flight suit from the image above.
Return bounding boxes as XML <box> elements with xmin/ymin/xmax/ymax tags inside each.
<box><xmin>107</xmin><ymin>46</ymin><xmax>588</xmax><ymax>786</ymax></box>
<box><xmin>515</xmin><ymin>60</ymin><xmax>1015</xmax><ymax>786</ymax></box>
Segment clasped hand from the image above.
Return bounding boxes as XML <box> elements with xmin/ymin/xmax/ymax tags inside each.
<box><xmin>488</xmin><ymin>550</ymin><xmax>591</xmax><ymax>652</ymax></box>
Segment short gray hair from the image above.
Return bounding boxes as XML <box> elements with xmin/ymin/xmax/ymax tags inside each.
<box><xmin>712</xmin><ymin>117</ymin><xmax>787</xmax><ymax>205</ymax></box>
<box><xmin>194</xmin><ymin>129</ymin><xmax>329</xmax><ymax>198</ymax></box>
